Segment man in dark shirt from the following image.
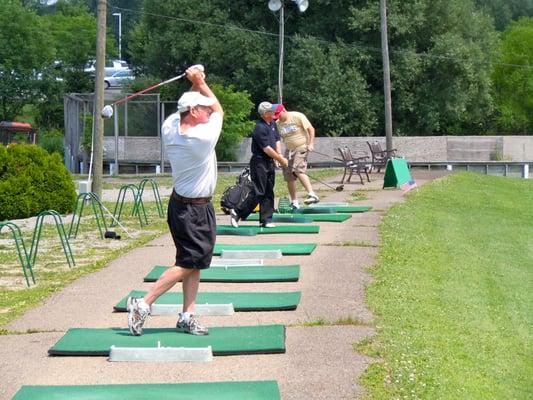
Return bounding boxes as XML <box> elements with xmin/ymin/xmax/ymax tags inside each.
<box><xmin>230</xmin><ymin>102</ymin><xmax>288</xmax><ymax>227</ymax></box>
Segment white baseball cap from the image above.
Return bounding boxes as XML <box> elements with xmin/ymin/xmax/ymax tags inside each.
<box><xmin>177</xmin><ymin>91</ymin><xmax>216</xmax><ymax>113</ymax></box>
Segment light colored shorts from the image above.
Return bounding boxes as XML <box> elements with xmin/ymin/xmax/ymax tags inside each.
<box><xmin>283</xmin><ymin>145</ymin><xmax>308</xmax><ymax>182</ymax></box>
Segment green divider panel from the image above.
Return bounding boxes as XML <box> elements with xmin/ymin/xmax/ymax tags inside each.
<box><xmin>216</xmin><ymin>226</ymin><xmax>257</xmax><ymax>236</ymax></box>
<box><xmin>383</xmin><ymin>158</ymin><xmax>415</xmax><ymax>188</ymax></box>
<box><xmin>292</xmin><ymin>207</ymin><xmax>337</xmax><ymax>214</ymax></box>
<box><xmin>13</xmin><ymin>381</ymin><xmax>281</xmax><ymax>400</ymax></box>
<box><xmin>304</xmin><ymin>205</ymin><xmax>372</xmax><ymax>213</ymax></box>
<box><xmin>114</xmin><ymin>290</ymin><xmax>301</xmax><ymax>311</ymax></box>
<box><xmin>217</xmin><ymin>225</ymin><xmax>319</xmax><ymax>235</ymax></box>
<box><xmin>49</xmin><ymin>325</ymin><xmax>286</xmax><ymax>356</ymax></box>
<box><xmin>144</xmin><ymin>265</ymin><xmax>300</xmax><ymax>283</ymax></box>
<box><xmin>246</xmin><ymin>213</ymin><xmax>351</xmax><ymax>222</ymax></box>
<box><xmin>245</xmin><ymin>214</ymin><xmax>313</xmax><ymax>223</ymax></box>
<box><xmin>214</xmin><ymin>243</ymin><xmax>317</xmax><ymax>255</ymax></box>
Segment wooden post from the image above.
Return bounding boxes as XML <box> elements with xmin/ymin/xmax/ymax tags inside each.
<box><xmin>93</xmin><ymin>0</ymin><xmax>107</xmax><ymax>197</ymax></box>
<box><xmin>380</xmin><ymin>0</ymin><xmax>393</xmax><ymax>153</ymax></box>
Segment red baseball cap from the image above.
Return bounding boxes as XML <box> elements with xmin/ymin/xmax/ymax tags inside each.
<box><xmin>273</xmin><ymin>104</ymin><xmax>285</xmax><ymax>120</ymax></box>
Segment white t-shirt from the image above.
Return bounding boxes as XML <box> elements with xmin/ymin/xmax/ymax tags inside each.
<box><xmin>162</xmin><ymin>112</ymin><xmax>223</xmax><ymax>198</ymax></box>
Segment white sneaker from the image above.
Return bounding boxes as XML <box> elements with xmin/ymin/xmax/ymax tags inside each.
<box><xmin>304</xmin><ymin>194</ymin><xmax>319</xmax><ymax>205</ymax></box>
<box><xmin>127</xmin><ymin>297</ymin><xmax>150</xmax><ymax>336</ymax></box>
<box><xmin>290</xmin><ymin>202</ymin><xmax>300</xmax><ymax>210</ymax></box>
<box><xmin>230</xmin><ymin>209</ymin><xmax>240</xmax><ymax>228</ymax></box>
<box><xmin>262</xmin><ymin>223</ymin><xmax>276</xmax><ymax>228</ymax></box>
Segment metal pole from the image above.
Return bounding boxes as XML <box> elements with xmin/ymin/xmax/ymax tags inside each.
<box><xmin>278</xmin><ymin>5</ymin><xmax>285</xmax><ymax>104</ymax></box>
<box><xmin>93</xmin><ymin>0</ymin><xmax>107</xmax><ymax>198</ymax></box>
<box><xmin>113</xmin><ymin>13</ymin><xmax>122</xmax><ymax>59</ymax></box>
<box><xmin>113</xmin><ymin>104</ymin><xmax>118</xmax><ymax>176</ymax></box>
<box><xmin>380</xmin><ymin>0</ymin><xmax>393</xmax><ymax>152</ymax></box>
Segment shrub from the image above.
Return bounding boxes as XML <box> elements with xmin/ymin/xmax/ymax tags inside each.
<box><xmin>211</xmin><ymin>84</ymin><xmax>254</xmax><ymax>161</ymax></box>
<box><xmin>38</xmin><ymin>128</ymin><xmax>64</xmax><ymax>157</ymax></box>
<box><xmin>0</xmin><ymin>144</ymin><xmax>76</xmax><ymax>220</ymax></box>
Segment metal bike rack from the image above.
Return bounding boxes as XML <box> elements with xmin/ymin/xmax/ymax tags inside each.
<box><xmin>138</xmin><ymin>178</ymin><xmax>165</xmax><ymax>218</ymax></box>
<box><xmin>0</xmin><ymin>221</ymin><xmax>35</xmax><ymax>287</ymax></box>
<box><xmin>68</xmin><ymin>192</ymin><xmax>109</xmax><ymax>239</ymax></box>
<box><xmin>111</xmin><ymin>184</ymin><xmax>147</xmax><ymax>227</ymax></box>
<box><xmin>30</xmin><ymin>210</ymin><xmax>75</xmax><ymax>269</ymax></box>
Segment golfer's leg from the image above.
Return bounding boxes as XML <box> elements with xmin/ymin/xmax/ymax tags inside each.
<box><xmin>298</xmin><ymin>173</ymin><xmax>314</xmax><ymax>193</ymax></box>
<box><xmin>143</xmin><ymin>266</ymin><xmax>190</xmax><ymax>305</ymax></box>
<box><xmin>287</xmin><ymin>180</ymin><xmax>298</xmax><ymax>201</ymax></box>
<box><xmin>182</xmin><ymin>269</ymin><xmax>201</xmax><ymax>313</ymax></box>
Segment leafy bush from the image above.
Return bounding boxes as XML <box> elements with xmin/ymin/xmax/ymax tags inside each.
<box><xmin>39</xmin><ymin>128</ymin><xmax>64</xmax><ymax>157</ymax></box>
<box><xmin>211</xmin><ymin>84</ymin><xmax>254</xmax><ymax>161</ymax></box>
<box><xmin>0</xmin><ymin>144</ymin><xmax>76</xmax><ymax>220</ymax></box>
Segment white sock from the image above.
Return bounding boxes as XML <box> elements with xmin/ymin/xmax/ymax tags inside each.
<box><xmin>181</xmin><ymin>311</ymin><xmax>192</xmax><ymax>321</ymax></box>
<box><xmin>291</xmin><ymin>199</ymin><xmax>299</xmax><ymax>207</ymax></box>
<box><xmin>308</xmin><ymin>192</ymin><xmax>317</xmax><ymax>197</ymax></box>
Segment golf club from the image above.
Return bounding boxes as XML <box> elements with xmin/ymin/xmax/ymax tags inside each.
<box><xmin>101</xmin><ymin>64</ymin><xmax>205</xmax><ymax>118</ymax></box>
<box><xmin>305</xmin><ymin>171</ymin><xmax>344</xmax><ymax>191</ymax></box>
<box><xmin>288</xmin><ymin>168</ymin><xmax>343</xmax><ymax>191</ymax></box>
<box><xmin>310</xmin><ymin>149</ymin><xmax>334</xmax><ymax>159</ymax></box>
<box><xmin>287</xmin><ymin>150</ymin><xmax>343</xmax><ymax>191</ymax></box>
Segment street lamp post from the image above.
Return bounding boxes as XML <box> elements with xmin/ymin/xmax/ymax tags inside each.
<box><xmin>112</xmin><ymin>12</ymin><xmax>122</xmax><ymax>59</ymax></box>
<box><xmin>268</xmin><ymin>0</ymin><xmax>309</xmax><ymax>104</ymax></box>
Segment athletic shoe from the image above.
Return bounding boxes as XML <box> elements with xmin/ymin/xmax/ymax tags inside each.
<box><xmin>127</xmin><ymin>297</ymin><xmax>150</xmax><ymax>336</ymax></box>
<box><xmin>230</xmin><ymin>209</ymin><xmax>240</xmax><ymax>228</ymax></box>
<box><xmin>176</xmin><ymin>313</ymin><xmax>209</xmax><ymax>335</ymax></box>
<box><xmin>290</xmin><ymin>202</ymin><xmax>300</xmax><ymax>210</ymax></box>
<box><xmin>304</xmin><ymin>194</ymin><xmax>319</xmax><ymax>205</ymax></box>
<box><xmin>261</xmin><ymin>222</ymin><xmax>277</xmax><ymax>228</ymax></box>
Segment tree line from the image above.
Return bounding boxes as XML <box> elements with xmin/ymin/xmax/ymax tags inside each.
<box><xmin>1</xmin><ymin>0</ymin><xmax>532</xmax><ymax>141</ymax></box>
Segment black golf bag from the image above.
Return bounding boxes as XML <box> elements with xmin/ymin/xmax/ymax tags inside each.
<box><xmin>220</xmin><ymin>167</ymin><xmax>255</xmax><ymax>215</ymax></box>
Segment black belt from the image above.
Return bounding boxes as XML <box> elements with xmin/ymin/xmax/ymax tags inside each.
<box><xmin>172</xmin><ymin>191</ymin><xmax>211</xmax><ymax>205</ymax></box>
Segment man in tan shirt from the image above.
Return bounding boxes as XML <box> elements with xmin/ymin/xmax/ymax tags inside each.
<box><xmin>274</xmin><ymin>104</ymin><xmax>319</xmax><ymax>208</ymax></box>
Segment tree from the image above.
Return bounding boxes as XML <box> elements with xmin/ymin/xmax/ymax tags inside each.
<box><xmin>492</xmin><ymin>17</ymin><xmax>533</xmax><ymax>134</ymax></box>
<box><xmin>348</xmin><ymin>0</ymin><xmax>499</xmax><ymax>135</ymax></box>
<box><xmin>474</xmin><ymin>0</ymin><xmax>533</xmax><ymax>31</ymax></box>
<box><xmin>0</xmin><ymin>0</ymin><xmax>55</xmax><ymax>121</ymax></box>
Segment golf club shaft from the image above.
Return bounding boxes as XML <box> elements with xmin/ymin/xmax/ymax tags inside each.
<box><xmin>110</xmin><ymin>72</ymin><xmax>186</xmax><ymax>107</ymax></box>
<box><xmin>310</xmin><ymin>149</ymin><xmax>332</xmax><ymax>159</ymax></box>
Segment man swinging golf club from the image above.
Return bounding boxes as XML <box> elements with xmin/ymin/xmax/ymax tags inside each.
<box><xmin>127</xmin><ymin>65</ymin><xmax>223</xmax><ymax>336</ymax></box>
<box><xmin>274</xmin><ymin>104</ymin><xmax>319</xmax><ymax>209</ymax></box>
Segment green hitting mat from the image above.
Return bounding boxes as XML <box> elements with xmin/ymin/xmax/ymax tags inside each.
<box><xmin>49</xmin><ymin>324</ymin><xmax>286</xmax><ymax>356</ymax></box>
<box><xmin>13</xmin><ymin>381</ymin><xmax>280</xmax><ymax>400</ymax></box>
<box><xmin>214</xmin><ymin>243</ymin><xmax>317</xmax><ymax>255</ymax></box>
<box><xmin>144</xmin><ymin>265</ymin><xmax>300</xmax><ymax>283</ymax></box>
<box><xmin>246</xmin><ymin>213</ymin><xmax>351</xmax><ymax>222</ymax></box>
<box><xmin>114</xmin><ymin>290</ymin><xmax>301</xmax><ymax>311</ymax></box>
<box><xmin>299</xmin><ymin>205</ymin><xmax>372</xmax><ymax>213</ymax></box>
<box><xmin>217</xmin><ymin>224</ymin><xmax>319</xmax><ymax>235</ymax></box>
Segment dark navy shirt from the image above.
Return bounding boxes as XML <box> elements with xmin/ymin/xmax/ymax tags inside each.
<box><xmin>251</xmin><ymin>119</ymin><xmax>280</xmax><ymax>158</ymax></box>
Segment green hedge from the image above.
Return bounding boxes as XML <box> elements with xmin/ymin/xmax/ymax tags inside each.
<box><xmin>0</xmin><ymin>144</ymin><xmax>76</xmax><ymax>221</ymax></box>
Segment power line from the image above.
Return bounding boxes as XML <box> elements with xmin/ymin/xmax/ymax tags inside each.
<box><xmin>111</xmin><ymin>5</ymin><xmax>532</xmax><ymax>71</ymax></box>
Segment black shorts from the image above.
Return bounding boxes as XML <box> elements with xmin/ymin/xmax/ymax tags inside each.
<box><xmin>167</xmin><ymin>197</ymin><xmax>216</xmax><ymax>269</ymax></box>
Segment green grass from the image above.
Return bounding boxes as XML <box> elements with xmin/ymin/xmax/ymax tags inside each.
<box><xmin>361</xmin><ymin>172</ymin><xmax>533</xmax><ymax>399</ymax></box>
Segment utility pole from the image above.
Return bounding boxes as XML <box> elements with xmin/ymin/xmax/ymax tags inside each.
<box><xmin>380</xmin><ymin>0</ymin><xmax>393</xmax><ymax>152</ymax></box>
<box><xmin>93</xmin><ymin>0</ymin><xmax>107</xmax><ymax>198</ymax></box>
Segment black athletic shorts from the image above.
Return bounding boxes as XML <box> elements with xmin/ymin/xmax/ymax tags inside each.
<box><xmin>167</xmin><ymin>196</ymin><xmax>216</xmax><ymax>269</ymax></box>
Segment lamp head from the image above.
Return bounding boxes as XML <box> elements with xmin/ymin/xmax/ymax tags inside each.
<box><xmin>293</xmin><ymin>0</ymin><xmax>309</xmax><ymax>12</ymax></box>
<box><xmin>268</xmin><ymin>0</ymin><xmax>282</xmax><ymax>11</ymax></box>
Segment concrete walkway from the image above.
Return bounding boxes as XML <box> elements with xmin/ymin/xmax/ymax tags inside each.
<box><xmin>0</xmin><ymin>171</ymin><xmax>441</xmax><ymax>399</ymax></box>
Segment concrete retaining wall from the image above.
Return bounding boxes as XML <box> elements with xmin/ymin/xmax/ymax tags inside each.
<box><xmin>103</xmin><ymin>136</ymin><xmax>533</xmax><ymax>164</ymax></box>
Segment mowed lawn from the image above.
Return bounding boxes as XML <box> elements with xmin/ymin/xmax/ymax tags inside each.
<box><xmin>362</xmin><ymin>172</ymin><xmax>533</xmax><ymax>399</ymax></box>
